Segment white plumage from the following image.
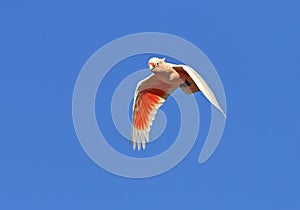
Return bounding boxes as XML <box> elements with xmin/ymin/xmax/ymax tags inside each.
<box><xmin>130</xmin><ymin>57</ymin><xmax>226</xmax><ymax>150</ymax></box>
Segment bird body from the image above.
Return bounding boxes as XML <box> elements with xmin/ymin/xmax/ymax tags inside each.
<box><xmin>130</xmin><ymin>57</ymin><xmax>226</xmax><ymax>150</ymax></box>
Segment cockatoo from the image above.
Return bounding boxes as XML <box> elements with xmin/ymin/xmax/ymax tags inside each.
<box><xmin>130</xmin><ymin>57</ymin><xmax>226</xmax><ymax>151</ymax></box>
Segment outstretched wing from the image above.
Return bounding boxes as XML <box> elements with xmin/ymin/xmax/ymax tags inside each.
<box><xmin>172</xmin><ymin>65</ymin><xmax>226</xmax><ymax>117</ymax></box>
<box><xmin>130</xmin><ymin>74</ymin><xmax>177</xmax><ymax>151</ymax></box>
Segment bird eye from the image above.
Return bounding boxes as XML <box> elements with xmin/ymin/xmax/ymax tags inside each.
<box><xmin>156</xmin><ymin>62</ymin><xmax>159</xmax><ymax>66</ymax></box>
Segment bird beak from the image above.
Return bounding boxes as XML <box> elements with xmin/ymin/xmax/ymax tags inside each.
<box><xmin>148</xmin><ymin>62</ymin><xmax>155</xmax><ymax>71</ymax></box>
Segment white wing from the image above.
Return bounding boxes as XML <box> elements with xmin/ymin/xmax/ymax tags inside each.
<box><xmin>172</xmin><ymin>64</ymin><xmax>226</xmax><ymax>118</ymax></box>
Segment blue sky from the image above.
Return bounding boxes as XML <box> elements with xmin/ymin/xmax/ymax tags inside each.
<box><xmin>1</xmin><ymin>0</ymin><xmax>300</xmax><ymax>209</ymax></box>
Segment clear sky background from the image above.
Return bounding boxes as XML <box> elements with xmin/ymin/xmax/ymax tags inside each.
<box><xmin>1</xmin><ymin>0</ymin><xmax>299</xmax><ymax>209</ymax></box>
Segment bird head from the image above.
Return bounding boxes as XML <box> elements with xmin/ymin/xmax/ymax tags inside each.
<box><xmin>148</xmin><ymin>57</ymin><xmax>166</xmax><ymax>71</ymax></box>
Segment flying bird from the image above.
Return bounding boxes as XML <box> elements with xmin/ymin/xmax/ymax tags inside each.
<box><xmin>130</xmin><ymin>57</ymin><xmax>226</xmax><ymax>151</ymax></box>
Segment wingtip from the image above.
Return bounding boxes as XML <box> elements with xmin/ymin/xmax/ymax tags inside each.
<box><xmin>216</xmin><ymin>106</ymin><xmax>227</xmax><ymax>118</ymax></box>
<box><xmin>222</xmin><ymin>110</ymin><xmax>227</xmax><ymax>118</ymax></box>
<box><xmin>130</xmin><ymin>139</ymin><xmax>147</xmax><ymax>151</ymax></box>
<box><xmin>142</xmin><ymin>142</ymin><xmax>146</xmax><ymax>150</ymax></box>
<box><xmin>132</xmin><ymin>141</ymin><xmax>136</xmax><ymax>150</ymax></box>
